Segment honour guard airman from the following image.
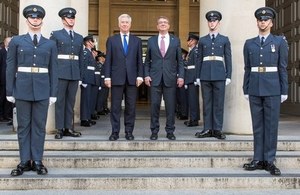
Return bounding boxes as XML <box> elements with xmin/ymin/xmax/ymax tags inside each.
<box><xmin>50</xmin><ymin>7</ymin><xmax>83</xmax><ymax>139</ymax></box>
<box><xmin>183</xmin><ymin>33</ymin><xmax>200</xmax><ymax>127</ymax></box>
<box><xmin>195</xmin><ymin>10</ymin><xmax>232</xmax><ymax>140</ymax></box>
<box><xmin>242</xmin><ymin>7</ymin><xmax>288</xmax><ymax>176</ymax></box>
<box><xmin>80</xmin><ymin>36</ymin><xmax>97</xmax><ymax>127</ymax></box>
<box><xmin>6</xmin><ymin>5</ymin><xmax>58</xmax><ymax>176</ymax></box>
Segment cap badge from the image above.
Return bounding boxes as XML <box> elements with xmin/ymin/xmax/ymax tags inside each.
<box><xmin>262</xmin><ymin>10</ymin><xmax>266</xmax><ymax>15</ymax></box>
<box><xmin>210</xmin><ymin>13</ymin><xmax>214</xmax><ymax>16</ymax></box>
<box><xmin>69</xmin><ymin>10</ymin><xmax>72</xmax><ymax>13</ymax></box>
<box><xmin>33</xmin><ymin>7</ymin><xmax>37</xmax><ymax>12</ymax></box>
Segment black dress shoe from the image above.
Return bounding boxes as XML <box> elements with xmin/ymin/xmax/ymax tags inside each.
<box><xmin>243</xmin><ymin>160</ymin><xmax>265</xmax><ymax>171</ymax></box>
<box><xmin>80</xmin><ymin>120</ymin><xmax>91</xmax><ymax>127</ymax></box>
<box><xmin>32</xmin><ymin>161</ymin><xmax>48</xmax><ymax>175</ymax></box>
<box><xmin>109</xmin><ymin>132</ymin><xmax>119</xmax><ymax>141</ymax></box>
<box><xmin>195</xmin><ymin>129</ymin><xmax>212</xmax><ymax>138</ymax></box>
<box><xmin>185</xmin><ymin>120</ymin><xmax>199</xmax><ymax>127</ymax></box>
<box><xmin>89</xmin><ymin>120</ymin><xmax>96</xmax><ymax>125</ymax></box>
<box><xmin>177</xmin><ymin>115</ymin><xmax>188</xmax><ymax>120</ymax></box>
<box><xmin>213</xmin><ymin>130</ymin><xmax>226</xmax><ymax>140</ymax></box>
<box><xmin>54</xmin><ymin>129</ymin><xmax>63</xmax><ymax>139</ymax></box>
<box><xmin>150</xmin><ymin>133</ymin><xmax>158</xmax><ymax>140</ymax></box>
<box><xmin>166</xmin><ymin>133</ymin><xmax>176</xmax><ymax>140</ymax></box>
<box><xmin>91</xmin><ymin>114</ymin><xmax>99</xmax><ymax>120</ymax></box>
<box><xmin>125</xmin><ymin>133</ymin><xmax>134</xmax><ymax>140</ymax></box>
<box><xmin>64</xmin><ymin>128</ymin><xmax>82</xmax><ymax>137</ymax></box>
<box><xmin>265</xmin><ymin>162</ymin><xmax>281</xmax><ymax>175</ymax></box>
<box><xmin>11</xmin><ymin>161</ymin><xmax>32</xmax><ymax>176</ymax></box>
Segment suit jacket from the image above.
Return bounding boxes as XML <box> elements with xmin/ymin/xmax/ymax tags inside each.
<box><xmin>6</xmin><ymin>33</ymin><xmax>58</xmax><ymax>101</ymax></box>
<box><xmin>104</xmin><ymin>33</ymin><xmax>143</xmax><ymax>85</ymax></box>
<box><xmin>197</xmin><ymin>34</ymin><xmax>232</xmax><ymax>81</ymax></box>
<box><xmin>0</xmin><ymin>48</ymin><xmax>7</xmax><ymax>86</ymax></box>
<box><xmin>50</xmin><ymin>29</ymin><xmax>84</xmax><ymax>80</ymax></box>
<box><xmin>243</xmin><ymin>34</ymin><xmax>288</xmax><ymax>96</ymax></box>
<box><xmin>144</xmin><ymin>34</ymin><xmax>184</xmax><ymax>87</ymax></box>
<box><xmin>184</xmin><ymin>46</ymin><xmax>199</xmax><ymax>84</ymax></box>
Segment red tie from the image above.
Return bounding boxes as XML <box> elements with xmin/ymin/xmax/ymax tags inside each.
<box><xmin>160</xmin><ymin>35</ymin><xmax>165</xmax><ymax>57</ymax></box>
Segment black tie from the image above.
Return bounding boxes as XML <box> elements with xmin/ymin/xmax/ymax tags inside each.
<box><xmin>70</xmin><ymin>30</ymin><xmax>73</xmax><ymax>40</ymax></box>
<box><xmin>261</xmin><ymin>37</ymin><xmax>265</xmax><ymax>46</ymax></box>
<box><xmin>212</xmin><ymin>34</ymin><xmax>215</xmax><ymax>42</ymax></box>
<box><xmin>33</xmin><ymin>34</ymin><xmax>38</xmax><ymax>46</ymax></box>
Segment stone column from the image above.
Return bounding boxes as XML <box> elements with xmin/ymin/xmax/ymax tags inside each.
<box><xmin>199</xmin><ymin>0</ymin><xmax>265</xmax><ymax>134</ymax></box>
<box><xmin>19</xmin><ymin>0</ymin><xmax>89</xmax><ymax>133</ymax></box>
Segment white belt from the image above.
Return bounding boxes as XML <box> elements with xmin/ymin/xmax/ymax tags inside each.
<box><xmin>18</xmin><ymin>67</ymin><xmax>48</xmax><ymax>73</ymax></box>
<box><xmin>87</xmin><ymin>66</ymin><xmax>95</xmax><ymax>70</ymax></box>
<box><xmin>203</xmin><ymin>56</ymin><xmax>223</xmax><ymax>61</ymax></box>
<box><xmin>251</xmin><ymin>67</ymin><xmax>278</xmax><ymax>72</ymax></box>
<box><xmin>95</xmin><ymin>71</ymin><xmax>100</xmax><ymax>75</ymax></box>
<box><xmin>185</xmin><ymin>65</ymin><xmax>195</xmax><ymax>69</ymax></box>
<box><xmin>57</xmin><ymin>54</ymin><xmax>79</xmax><ymax>60</ymax></box>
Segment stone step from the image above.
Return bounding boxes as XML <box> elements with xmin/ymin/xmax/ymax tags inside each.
<box><xmin>0</xmin><ymin>139</ymin><xmax>300</xmax><ymax>151</ymax></box>
<box><xmin>0</xmin><ymin>151</ymin><xmax>299</xmax><ymax>169</ymax></box>
<box><xmin>0</xmin><ymin>168</ymin><xmax>299</xmax><ymax>190</ymax></box>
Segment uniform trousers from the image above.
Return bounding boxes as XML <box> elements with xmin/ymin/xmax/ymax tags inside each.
<box><xmin>55</xmin><ymin>79</ymin><xmax>78</xmax><ymax>129</ymax></box>
<box><xmin>249</xmin><ymin>95</ymin><xmax>281</xmax><ymax>163</ymax></box>
<box><xmin>15</xmin><ymin>99</ymin><xmax>48</xmax><ymax>162</ymax></box>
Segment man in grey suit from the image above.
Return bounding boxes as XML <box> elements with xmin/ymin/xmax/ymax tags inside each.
<box><xmin>104</xmin><ymin>14</ymin><xmax>144</xmax><ymax>141</ymax></box>
<box><xmin>50</xmin><ymin>7</ymin><xmax>83</xmax><ymax>139</ymax></box>
<box><xmin>242</xmin><ymin>7</ymin><xmax>288</xmax><ymax>176</ymax></box>
<box><xmin>144</xmin><ymin>16</ymin><xmax>184</xmax><ymax>140</ymax></box>
<box><xmin>195</xmin><ymin>11</ymin><xmax>232</xmax><ymax>140</ymax></box>
<box><xmin>6</xmin><ymin>5</ymin><xmax>58</xmax><ymax>176</ymax></box>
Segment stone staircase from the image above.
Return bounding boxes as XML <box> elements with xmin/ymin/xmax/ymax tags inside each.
<box><xmin>0</xmin><ymin>138</ymin><xmax>299</xmax><ymax>192</ymax></box>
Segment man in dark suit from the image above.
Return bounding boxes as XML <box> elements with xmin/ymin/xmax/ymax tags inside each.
<box><xmin>6</xmin><ymin>5</ymin><xmax>58</xmax><ymax>176</ymax></box>
<box><xmin>242</xmin><ymin>7</ymin><xmax>288</xmax><ymax>176</ymax></box>
<box><xmin>104</xmin><ymin>14</ymin><xmax>143</xmax><ymax>141</ymax></box>
<box><xmin>0</xmin><ymin>37</ymin><xmax>12</xmax><ymax>123</ymax></box>
<box><xmin>195</xmin><ymin>11</ymin><xmax>232</xmax><ymax>140</ymax></box>
<box><xmin>144</xmin><ymin>16</ymin><xmax>184</xmax><ymax>140</ymax></box>
<box><xmin>184</xmin><ymin>33</ymin><xmax>200</xmax><ymax>127</ymax></box>
<box><xmin>50</xmin><ymin>7</ymin><xmax>84</xmax><ymax>139</ymax></box>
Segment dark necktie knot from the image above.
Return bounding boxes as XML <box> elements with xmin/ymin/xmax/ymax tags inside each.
<box><xmin>261</xmin><ymin>36</ymin><xmax>265</xmax><ymax>46</ymax></box>
<box><xmin>33</xmin><ymin>34</ymin><xmax>38</xmax><ymax>46</ymax></box>
<box><xmin>123</xmin><ymin>34</ymin><xmax>128</xmax><ymax>55</ymax></box>
<box><xmin>69</xmin><ymin>30</ymin><xmax>73</xmax><ymax>40</ymax></box>
<box><xmin>212</xmin><ymin>34</ymin><xmax>215</xmax><ymax>42</ymax></box>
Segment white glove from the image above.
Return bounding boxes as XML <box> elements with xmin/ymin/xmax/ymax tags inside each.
<box><xmin>225</xmin><ymin>78</ymin><xmax>231</xmax><ymax>86</ymax></box>
<box><xmin>49</xmin><ymin>97</ymin><xmax>57</xmax><ymax>105</ymax></box>
<box><xmin>6</xmin><ymin>96</ymin><xmax>15</xmax><ymax>103</ymax></box>
<box><xmin>184</xmin><ymin>85</ymin><xmax>188</xmax><ymax>89</ymax></box>
<box><xmin>81</xmin><ymin>83</ymin><xmax>88</xmax><ymax>88</ymax></box>
<box><xmin>194</xmin><ymin>78</ymin><xmax>201</xmax><ymax>86</ymax></box>
<box><xmin>244</xmin><ymin>94</ymin><xmax>249</xmax><ymax>101</ymax></box>
<box><xmin>78</xmin><ymin>80</ymin><xmax>82</xmax><ymax>86</ymax></box>
<box><xmin>98</xmin><ymin>87</ymin><xmax>102</xmax><ymax>90</ymax></box>
<box><xmin>281</xmin><ymin>95</ymin><xmax>288</xmax><ymax>103</ymax></box>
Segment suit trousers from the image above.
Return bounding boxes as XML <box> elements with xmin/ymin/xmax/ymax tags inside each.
<box><xmin>15</xmin><ymin>99</ymin><xmax>48</xmax><ymax>162</ymax></box>
<box><xmin>55</xmin><ymin>79</ymin><xmax>78</xmax><ymax>129</ymax></box>
<box><xmin>150</xmin><ymin>83</ymin><xmax>176</xmax><ymax>133</ymax></box>
<box><xmin>110</xmin><ymin>84</ymin><xmax>137</xmax><ymax>134</ymax></box>
<box><xmin>249</xmin><ymin>95</ymin><xmax>281</xmax><ymax>163</ymax></box>
<box><xmin>201</xmin><ymin>80</ymin><xmax>225</xmax><ymax>131</ymax></box>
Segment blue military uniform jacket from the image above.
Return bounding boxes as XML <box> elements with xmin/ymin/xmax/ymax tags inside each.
<box><xmin>50</xmin><ymin>29</ymin><xmax>84</xmax><ymax>80</ymax></box>
<box><xmin>184</xmin><ymin>46</ymin><xmax>199</xmax><ymax>84</ymax></box>
<box><xmin>243</xmin><ymin>34</ymin><xmax>288</xmax><ymax>96</ymax></box>
<box><xmin>197</xmin><ymin>34</ymin><xmax>232</xmax><ymax>81</ymax></box>
<box><xmin>82</xmin><ymin>48</ymin><xmax>97</xmax><ymax>85</ymax></box>
<box><xmin>6</xmin><ymin>33</ymin><xmax>58</xmax><ymax>101</ymax></box>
